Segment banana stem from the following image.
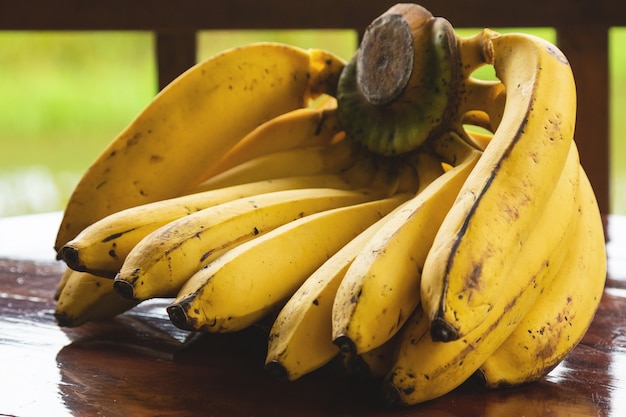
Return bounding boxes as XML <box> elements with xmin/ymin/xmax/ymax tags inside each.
<box><xmin>459</xmin><ymin>79</ymin><xmax>506</xmax><ymax>130</ymax></box>
<box><xmin>356</xmin><ymin>5</ymin><xmax>432</xmax><ymax>106</ymax></box>
<box><xmin>457</xmin><ymin>29</ymin><xmax>497</xmax><ymax>79</ymax></box>
<box><xmin>428</xmin><ymin>131</ymin><xmax>481</xmax><ymax>167</ymax></box>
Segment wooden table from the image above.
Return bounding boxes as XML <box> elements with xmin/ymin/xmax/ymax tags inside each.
<box><xmin>1</xmin><ymin>213</ymin><xmax>625</xmax><ymax>416</ymax></box>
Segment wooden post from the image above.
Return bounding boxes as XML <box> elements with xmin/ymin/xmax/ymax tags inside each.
<box><xmin>556</xmin><ymin>25</ymin><xmax>611</xmax><ymax>214</ymax></box>
<box><xmin>155</xmin><ymin>31</ymin><xmax>197</xmax><ymax>91</ymax></box>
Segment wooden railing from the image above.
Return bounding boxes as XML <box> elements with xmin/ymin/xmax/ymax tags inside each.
<box><xmin>2</xmin><ymin>0</ymin><xmax>622</xmax><ymax>214</ymax></box>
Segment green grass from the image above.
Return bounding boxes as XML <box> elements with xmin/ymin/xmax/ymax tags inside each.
<box><xmin>0</xmin><ymin>28</ymin><xmax>624</xmax><ymax>217</ymax></box>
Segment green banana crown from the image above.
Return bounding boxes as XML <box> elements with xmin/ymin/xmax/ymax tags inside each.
<box><xmin>337</xmin><ymin>3</ymin><xmax>461</xmax><ymax>156</ymax></box>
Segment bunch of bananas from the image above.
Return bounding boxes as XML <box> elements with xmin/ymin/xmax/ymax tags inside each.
<box><xmin>51</xmin><ymin>3</ymin><xmax>606</xmax><ymax>406</ymax></box>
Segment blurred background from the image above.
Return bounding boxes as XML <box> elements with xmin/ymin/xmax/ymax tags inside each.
<box><xmin>0</xmin><ymin>28</ymin><xmax>624</xmax><ymax>218</ymax></box>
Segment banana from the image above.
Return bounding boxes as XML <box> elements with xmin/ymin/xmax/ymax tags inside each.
<box><xmin>55</xmin><ymin>43</ymin><xmax>346</xmax><ymax>252</ymax></box>
<box><xmin>113</xmin><ymin>187</ymin><xmax>388</xmax><ymax>302</ymax></box>
<box><xmin>331</xmin><ymin>137</ymin><xmax>481</xmax><ymax>355</ymax></box>
<box><xmin>195</xmin><ymin>138</ymin><xmax>360</xmax><ymax>190</ymax></box>
<box><xmin>166</xmin><ymin>193</ymin><xmax>412</xmax><ymax>334</ymax></box>
<box><xmin>384</xmin><ymin>140</ymin><xmax>582</xmax><ymax>405</ymax></box>
<box><xmin>201</xmin><ymin>106</ymin><xmax>344</xmax><ymax>179</ymax></box>
<box><xmin>54</xmin><ymin>266</ymin><xmax>74</xmax><ymax>301</ymax></box>
<box><xmin>420</xmin><ymin>33</ymin><xmax>577</xmax><ymax>341</ymax></box>
<box><xmin>59</xmin><ymin>174</ymin><xmax>355</xmax><ymax>278</ymax></box>
<box><xmin>264</xmin><ymin>212</ymin><xmax>391</xmax><ymax>381</ymax></box>
<box><xmin>477</xmin><ymin>166</ymin><xmax>606</xmax><ymax>388</ymax></box>
<box><xmin>54</xmin><ymin>269</ymin><xmax>137</xmax><ymax>327</ymax></box>
<box><xmin>264</xmin><ymin>150</ymin><xmax>445</xmax><ymax>381</ymax></box>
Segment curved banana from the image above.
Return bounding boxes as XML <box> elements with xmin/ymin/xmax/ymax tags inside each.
<box><xmin>477</xmin><ymin>166</ymin><xmax>606</xmax><ymax>388</ymax></box>
<box><xmin>54</xmin><ymin>269</ymin><xmax>137</xmax><ymax>327</ymax></box>
<box><xmin>166</xmin><ymin>193</ymin><xmax>412</xmax><ymax>334</ymax></box>
<box><xmin>55</xmin><ymin>43</ymin><xmax>346</xmax><ymax>252</ymax></box>
<box><xmin>384</xmin><ymin>140</ymin><xmax>582</xmax><ymax>405</ymax></box>
<box><xmin>264</xmin><ymin>212</ymin><xmax>391</xmax><ymax>381</ymax></box>
<box><xmin>114</xmin><ymin>187</ymin><xmax>388</xmax><ymax>301</ymax></box>
<box><xmin>59</xmin><ymin>174</ymin><xmax>355</xmax><ymax>278</ymax></box>
<box><xmin>201</xmin><ymin>106</ymin><xmax>344</xmax><ymax>179</ymax></box>
<box><xmin>54</xmin><ymin>266</ymin><xmax>74</xmax><ymax>301</ymax></box>
<box><xmin>195</xmin><ymin>138</ymin><xmax>359</xmax><ymax>191</ymax></box>
<box><xmin>421</xmin><ymin>33</ymin><xmax>577</xmax><ymax>341</ymax></box>
<box><xmin>331</xmin><ymin>137</ymin><xmax>481</xmax><ymax>355</ymax></box>
<box><xmin>264</xmin><ymin>150</ymin><xmax>446</xmax><ymax>381</ymax></box>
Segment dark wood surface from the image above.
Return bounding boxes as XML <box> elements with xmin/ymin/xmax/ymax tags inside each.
<box><xmin>0</xmin><ymin>214</ymin><xmax>624</xmax><ymax>416</ymax></box>
<box><xmin>0</xmin><ymin>0</ymin><xmax>619</xmax><ymax>214</ymax></box>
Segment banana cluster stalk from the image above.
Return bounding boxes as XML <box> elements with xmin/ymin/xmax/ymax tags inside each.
<box><xmin>51</xmin><ymin>2</ymin><xmax>606</xmax><ymax>408</ymax></box>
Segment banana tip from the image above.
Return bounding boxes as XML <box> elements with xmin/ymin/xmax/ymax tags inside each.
<box><xmin>54</xmin><ymin>311</ymin><xmax>78</xmax><ymax>328</ymax></box>
<box><xmin>430</xmin><ymin>317</ymin><xmax>459</xmax><ymax>342</ymax></box>
<box><xmin>264</xmin><ymin>361</ymin><xmax>289</xmax><ymax>379</ymax></box>
<box><xmin>112</xmin><ymin>279</ymin><xmax>137</xmax><ymax>301</ymax></box>
<box><xmin>333</xmin><ymin>334</ymin><xmax>357</xmax><ymax>355</ymax></box>
<box><xmin>381</xmin><ymin>378</ymin><xmax>403</xmax><ymax>406</ymax></box>
<box><xmin>60</xmin><ymin>245</ymin><xmax>80</xmax><ymax>270</ymax></box>
<box><xmin>166</xmin><ymin>304</ymin><xmax>193</xmax><ymax>330</ymax></box>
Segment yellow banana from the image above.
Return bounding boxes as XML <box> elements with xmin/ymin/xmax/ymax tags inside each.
<box><xmin>166</xmin><ymin>193</ymin><xmax>412</xmax><ymax>334</ymax></box>
<box><xmin>114</xmin><ymin>187</ymin><xmax>387</xmax><ymax>301</ymax></box>
<box><xmin>384</xmin><ymin>140</ymin><xmax>582</xmax><ymax>405</ymax></box>
<box><xmin>54</xmin><ymin>269</ymin><xmax>137</xmax><ymax>327</ymax></box>
<box><xmin>195</xmin><ymin>138</ymin><xmax>359</xmax><ymax>191</ymax></box>
<box><xmin>201</xmin><ymin>106</ymin><xmax>344</xmax><ymax>179</ymax></box>
<box><xmin>54</xmin><ymin>266</ymin><xmax>73</xmax><ymax>301</ymax></box>
<box><xmin>421</xmin><ymin>33</ymin><xmax>577</xmax><ymax>341</ymax></box>
<box><xmin>264</xmin><ymin>212</ymin><xmax>391</xmax><ymax>381</ymax></box>
<box><xmin>59</xmin><ymin>174</ymin><xmax>355</xmax><ymax>278</ymax></box>
<box><xmin>55</xmin><ymin>43</ymin><xmax>346</xmax><ymax>252</ymax></box>
<box><xmin>477</xmin><ymin>166</ymin><xmax>606</xmax><ymax>388</ymax></box>
<box><xmin>331</xmin><ymin>137</ymin><xmax>481</xmax><ymax>355</ymax></box>
<box><xmin>264</xmin><ymin>150</ymin><xmax>444</xmax><ymax>381</ymax></box>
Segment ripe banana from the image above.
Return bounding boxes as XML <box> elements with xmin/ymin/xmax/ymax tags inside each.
<box><xmin>201</xmin><ymin>106</ymin><xmax>344</xmax><ymax>179</ymax></box>
<box><xmin>59</xmin><ymin>174</ymin><xmax>355</xmax><ymax>278</ymax></box>
<box><xmin>166</xmin><ymin>193</ymin><xmax>412</xmax><ymax>334</ymax></box>
<box><xmin>54</xmin><ymin>266</ymin><xmax>73</xmax><ymax>301</ymax></box>
<box><xmin>264</xmin><ymin>151</ymin><xmax>442</xmax><ymax>381</ymax></box>
<box><xmin>114</xmin><ymin>187</ymin><xmax>387</xmax><ymax>301</ymax></box>
<box><xmin>264</xmin><ymin>212</ymin><xmax>391</xmax><ymax>381</ymax></box>
<box><xmin>55</xmin><ymin>43</ymin><xmax>346</xmax><ymax>252</ymax></box>
<box><xmin>195</xmin><ymin>138</ymin><xmax>359</xmax><ymax>191</ymax></box>
<box><xmin>331</xmin><ymin>137</ymin><xmax>481</xmax><ymax>355</ymax></box>
<box><xmin>477</xmin><ymin>166</ymin><xmax>606</xmax><ymax>388</ymax></box>
<box><xmin>54</xmin><ymin>269</ymin><xmax>137</xmax><ymax>327</ymax></box>
<box><xmin>421</xmin><ymin>32</ymin><xmax>577</xmax><ymax>342</ymax></box>
<box><xmin>384</xmin><ymin>140</ymin><xmax>582</xmax><ymax>405</ymax></box>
